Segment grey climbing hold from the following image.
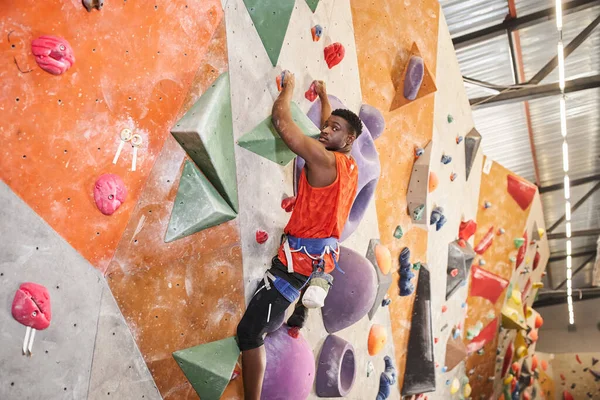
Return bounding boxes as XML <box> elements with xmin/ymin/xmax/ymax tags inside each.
<box><xmin>403</xmin><ymin>56</ymin><xmax>424</xmax><ymax>101</ymax></box>
<box><xmin>83</xmin><ymin>0</ymin><xmax>103</xmax><ymax>11</ymax></box>
<box><xmin>446</xmin><ymin>240</ymin><xmax>475</xmax><ymax>300</ymax></box>
<box><xmin>366</xmin><ymin>239</ymin><xmax>393</xmax><ymax>320</ymax></box>
<box><xmin>407</xmin><ymin>142</ymin><xmax>431</xmax><ymax>228</ymax></box>
<box><xmin>441</xmin><ymin>154</ymin><xmax>452</xmax><ymax>165</ymax></box>
<box><xmin>465</xmin><ymin>128</ymin><xmax>482</xmax><ymax>180</ymax></box>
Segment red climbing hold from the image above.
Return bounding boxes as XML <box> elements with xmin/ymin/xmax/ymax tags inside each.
<box><xmin>502</xmin><ymin>342</ymin><xmax>514</xmax><ymax>377</ymax></box>
<box><xmin>507</xmin><ymin>175</ymin><xmax>536</xmax><ymax>210</ymax></box>
<box><xmin>560</xmin><ymin>373</ymin><xmax>566</xmax><ymax>381</ymax></box>
<box><xmin>31</xmin><ymin>36</ymin><xmax>75</xmax><ymax>75</ymax></box>
<box><xmin>324</xmin><ymin>43</ymin><xmax>345</xmax><ymax>69</ymax></box>
<box><xmin>516</xmin><ymin>231</ymin><xmax>528</xmax><ymax>268</ymax></box>
<box><xmin>459</xmin><ymin>220</ymin><xmax>477</xmax><ymax>241</ymax></box>
<box><xmin>576</xmin><ymin>354</ymin><xmax>582</xmax><ymax>364</ymax></box>
<box><xmin>466</xmin><ymin>319</ymin><xmax>498</xmax><ymax>354</ymax></box>
<box><xmin>281</xmin><ymin>196</ymin><xmax>296</xmax><ymax>212</ymax></box>
<box><xmin>523</xmin><ymin>393</ymin><xmax>531</xmax><ymax>400</ymax></box>
<box><xmin>511</xmin><ymin>362</ymin><xmax>520</xmax><ymax>376</ymax></box>
<box><xmin>458</xmin><ymin>239</ymin><xmax>467</xmax><ymax>248</ymax></box>
<box><xmin>442</xmin><ymin>305</ymin><xmax>448</xmax><ymax>313</ymax></box>
<box><xmin>256</xmin><ymin>230</ymin><xmax>269</xmax><ymax>244</ymax></box>
<box><xmin>531</xmin><ymin>354</ymin><xmax>539</xmax><ymax>371</ymax></box>
<box><xmin>474</xmin><ymin>226</ymin><xmax>495</xmax><ymax>255</ymax></box>
<box><xmin>450</xmin><ymin>268</ymin><xmax>458</xmax><ymax>277</ymax></box>
<box><xmin>533</xmin><ymin>251</ymin><xmax>541</xmax><ymax>271</ymax></box>
<box><xmin>469</xmin><ymin>265</ymin><xmax>509</xmax><ymax>304</ymax></box>
<box><xmin>305</xmin><ymin>81</ymin><xmax>318</xmax><ymax>102</ymax></box>
<box><xmin>94</xmin><ymin>174</ymin><xmax>127</xmax><ymax>216</ymax></box>
<box><xmin>535</xmin><ymin>314</ymin><xmax>544</xmax><ymax>329</ymax></box>
<box><xmin>288</xmin><ymin>326</ymin><xmax>300</xmax><ymax>339</ymax></box>
<box><xmin>563</xmin><ymin>390</ymin><xmax>574</xmax><ymax>400</ymax></box>
<box><xmin>434</xmin><ymin>337</ymin><xmax>438</xmax><ymax>344</ymax></box>
<box><xmin>12</xmin><ymin>282</ymin><xmax>52</xmax><ymax>330</ymax></box>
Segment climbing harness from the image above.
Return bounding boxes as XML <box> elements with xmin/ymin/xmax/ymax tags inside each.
<box><xmin>281</xmin><ymin>234</ymin><xmax>343</xmax><ymax>274</ymax></box>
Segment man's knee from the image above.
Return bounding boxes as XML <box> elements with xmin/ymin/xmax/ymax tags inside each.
<box><xmin>237</xmin><ymin>315</ymin><xmax>264</xmax><ymax>351</ymax></box>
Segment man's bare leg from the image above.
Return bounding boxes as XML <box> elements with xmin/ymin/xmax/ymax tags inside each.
<box><xmin>241</xmin><ymin>346</ymin><xmax>266</xmax><ymax>400</ymax></box>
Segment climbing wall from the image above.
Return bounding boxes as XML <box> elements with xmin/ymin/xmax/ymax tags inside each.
<box><xmin>536</xmin><ymin>352</ymin><xmax>557</xmax><ymax>400</ymax></box>
<box><xmin>547</xmin><ymin>352</ymin><xmax>600</xmax><ymax>399</ymax></box>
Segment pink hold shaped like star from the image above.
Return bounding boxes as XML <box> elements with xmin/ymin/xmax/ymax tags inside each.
<box><xmin>31</xmin><ymin>36</ymin><xmax>75</xmax><ymax>75</ymax></box>
<box><xmin>94</xmin><ymin>174</ymin><xmax>127</xmax><ymax>215</ymax></box>
<box><xmin>324</xmin><ymin>42</ymin><xmax>345</xmax><ymax>69</ymax></box>
<box><xmin>12</xmin><ymin>282</ymin><xmax>52</xmax><ymax>330</ymax></box>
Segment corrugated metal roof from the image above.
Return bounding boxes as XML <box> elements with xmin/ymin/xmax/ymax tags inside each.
<box><xmin>440</xmin><ymin>0</ymin><xmax>508</xmax><ymax>37</ymax></box>
<box><xmin>441</xmin><ymin>2</ymin><xmax>600</xmax><ymax>288</ymax></box>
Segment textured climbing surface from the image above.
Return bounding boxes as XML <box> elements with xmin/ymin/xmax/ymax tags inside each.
<box><xmin>366</xmin><ymin>240</ymin><xmax>393</xmax><ymax>320</ymax></box>
<box><xmin>239</xmin><ymin>102</ymin><xmax>320</xmax><ymax>165</ymax></box>
<box><xmin>445</xmin><ymin>334</ymin><xmax>467</xmax><ymax>371</ymax></box>
<box><xmin>173</xmin><ymin>337</ymin><xmax>239</xmax><ymax>400</ymax></box>
<box><xmin>390</xmin><ymin>43</ymin><xmax>437</xmax><ymax>111</ymax></box>
<box><xmin>165</xmin><ymin>161</ymin><xmax>236</xmax><ymax>242</ymax></box>
<box><xmin>322</xmin><ymin>246</ymin><xmax>377</xmax><ymax>333</ymax></box>
<box><xmin>316</xmin><ymin>335</ymin><xmax>356</xmax><ymax>397</ymax></box>
<box><xmin>402</xmin><ymin>266</ymin><xmax>435</xmax><ymax>396</ymax></box>
<box><xmin>407</xmin><ymin>141</ymin><xmax>432</xmax><ymax>229</ymax></box>
<box><xmin>469</xmin><ymin>266</ymin><xmax>509</xmax><ymax>304</ymax></box>
<box><xmin>507</xmin><ymin>175</ymin><xmax>536</xmax><ymax>211</ymax></box>
<box><xmin>243</xmin><ymin>0</ymin><xmax>295</xmax><ymax>66</ymax></box>
<box><xmin>305</xmin><ymin>0</ymin><xmax>320</xmax><ymax>12</ymax></box>
<box><xmin>298</xmin><ymin>96</ymin><xmax>381</xmax><ymax>241</ymax></box>
<box><xmin>464</xmin><ymin>128</ymin><xmax>482</xmax><ymax>180</ymax></box>
<box><xmin>171</xmin><ymin>73</ymin><xmax>238</xmax><ymax>212</ymax></box>
<box><xmin>261</xmin><ymin>325</ymin><xmax>315</xmax><ymax>400</ymax></box>
<box><xmin>466</xmin><ymin>319</ymin><xmax>498</xmax><ymax>353</ymax></box>
<box><xmin>446</xmin><ymin>240</ymin><xmax>475</xmax><ymax>300</ymax></box>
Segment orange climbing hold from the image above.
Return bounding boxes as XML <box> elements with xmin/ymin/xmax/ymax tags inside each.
<box><xmin>507</xmin><ymin>174</ymin><xmax>537</xmax><ymax>210</ymax></box>
<box><xmin>528</xmin><ymin>329</ymin><xmax>539</xmax><ymax>343</ymax></box>
<box><xmin>428</xmin><ymin>171</ymin><xmax>439</xmax><ymax>192</ymax></box>
<box><xmin>541</xmin><ymin>359</ymin><xmax>548</xmax><ymax>371</ymax></box>
<box><xmin>576</xmin><ymin>354</ymin><xmax>582</xmax><ymax>364</ymax></box>
<box><xmin>368</xmin><ymin>324</ymin><xmax>387</xmax><ymax>356</ymax></box>
<box><xmin>531</xmin><ymin>354</ymin><xmax>538</xmax><ymax>371</ymax></box>
<box><xmin>375</xmin><ymin>244</ymin><xmax>392</xmax><ymax>275</ymax></box>
<box><xmin>535</xmin><ymin>314</ymin><xmax>544</xmax><ymax>329</ymax></box>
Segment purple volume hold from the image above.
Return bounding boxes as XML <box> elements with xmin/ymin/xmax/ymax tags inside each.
<box><xmin>403</xmin><ymin>56</ymin><xmax>424</xmax><ymax>101</ymax></box>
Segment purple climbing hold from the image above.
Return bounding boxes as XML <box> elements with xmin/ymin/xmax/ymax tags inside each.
<box><xmin>382</xmin><ymin>298</ymin><xmax>391</xmax><ymax>307</ymax></box>
<box><xmin>322</xmin><ymin>246</ymin><xmax>377</xmax><ymax>333</ymax></box>
<box><xmin>376</xmin><ymin>356</ymin><xmax>397</xmax><ymax>400</ymax></box>
<box><xmin>316</xmin><ymin>335</ymin><xmax>356</xmax><ymax>397</ymax></box>
<box><xmin>399</xmin><ymin>247</ymin><xmax>411</xmax><ymax>268</ymax></box>
<box><xmin>261</xmin><ymin>325</ymin><xmax>315</xmax><ymax>400</ymax></box>
<box><xmin>441</xmin><ymin>154</ymin><xmax>452</xmax><ymax>165</ymax></box>
<box><xmin>430</xmin><ymin>206</ymin><xmax>443</xmax><ymax>225</ymax></box>
<box><xmin>399</xmin><ymin>247</ymin><xmax>415</xmax><ymax>296</ymax></box>
<box><xmin>359</xmin><ymin>104</ymin><xmax>386</xmax><ymax>140</ymax></box>
<box><xmin>299</xmin><ymin>96</ymin><xmax>381</xmax><ymax>241</ymax></box>
<box><xmin>415</xmin><ymin>147</ymin><xmax>424</xmax><ymax>158</ymax></box>
<box><xmin>403</xmin><ymin>56</ymin><xmax>424</xmax><ymax>101</ymax></box>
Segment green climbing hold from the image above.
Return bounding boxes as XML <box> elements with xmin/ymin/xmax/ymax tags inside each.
<box><xmin>173</xmin><ymin>336</ymin><xmax>240</xmax><ymax>400</ymax></box>
<box><xmin>514</xmin><ymin>238</ymin><xmax>525</xmax><ymax>249</ymax></box>
<box><xmin>412</xmin><ymin>204</ymin><xmax>425</xmax><ymax>221</ymax></box>
<box><xmin>305</xmin><ymin>0</ymin><xmax>320</xmax><ymax>12</ymax></box>
<box><xmin>393</xmin><ymin>225</ymin><xmax>403</xmax><ymax>239</ymax></box>
<box><xmin>447</xmin><ymin>114</ymin><xmax>454</xmax><ymax>123</ymax></box>
<box><xmin>165</xmin><ymin>161</ymin><xmax>237</xmax><ymax>243</ymax></box>
<box><xmin>171</xmin><ymin>73</ymin><xmax>238</xmax><ymax>212</ymax></box>
<box><xmin>243</xmin><ymin>0</ymin><xmax>295</xmax><ymax>66</ymax></box>
<box><xmin>237</xmin><ymin>102</ymin><xmax>320</xmax><ymax>165</ymax></box>
<box><xmin>412</xmin><ymin>262</ymin><xmax>421</xmax><ymax>271</ymax></box>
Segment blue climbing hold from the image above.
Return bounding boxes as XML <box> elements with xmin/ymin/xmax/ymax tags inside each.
<box><xmin>441</xmin><ymin>155</ymin><xmax>452</xmax><ymax>165</ymax></box>
<box><xmin>376</xmin><ymin>356</ymin><xmax>397</xmax><ymax>400</ymax></box>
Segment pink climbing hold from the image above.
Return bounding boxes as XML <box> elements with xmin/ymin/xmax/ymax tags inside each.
<box><xmin>450</xmin><ymin>268</ymin><xmax>458</xmax><ymax>278</ymax></box>
<box><xmin>507</xmin><ymin>175</ymin><xmax>536</xmax><ymax>210</ymax></box>
<box><xmin>305</xmin><ymin>81</ymin><xmax>318</xmax><ymax>102</ymax></box>
<box><xmin>459</xmin><ymin>220</ymin><xmax>477</xmax><ymax>241</ymax></box>
<box><xmin>324</xmin><ymin>42</ymin><xmax>345</xmax><ymax>69</ymax></box>
<box><xmin>474</xmin><ymin>226</ymin><xmax>495</xmax><ymax>255</ymax></box>
<box><xmin>94</xmin><ymin>174</ymin><xmax>127</xmax><ymax>216</ymax></box>
<box><xmin>12</xmin><ymin>282</ymin><xmax>52</xmax><ymax>330</ymax></box>
<box><xmin>469</xmin><ymin>266</ymin><xmax>509</xmax><ymax>304</ymax></box>
<box><xmin>281</xmin><ymin>196</ymin><xmax>296</xmax><ymax>212</ymax></box>
<box><xmin>256</xmin><ymin>230</ymin><xmax>269</xmax><ymax>244</ymax></box>
<box><xmin>31</xmin><ymin>35</ymin><xmax>75</xmax><ymax>75</ymax></box>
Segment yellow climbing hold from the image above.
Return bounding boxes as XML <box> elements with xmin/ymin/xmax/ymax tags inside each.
<box><xmin>538</xmin><ymin>228</ymin><xmax>545</xmax><ymax>238</ymax></box>
<box><xmin>526</xmin><ymin>306</ymin><xmax>534</xmax><ymax>318</ymax></box>
<box><xmin>464</xmin><ymin>383</ymin><xmax>472</xmax><ymax>397</ymax></box>
<box><xmin>511</xmin><ymin>289</ymin><xmax>522</xmax><ymax>305</ymax></box>
<box><xmin>504</xmin><ymin>374</ymin><xmax>514</xmax><ymax>385</ymax></box>
<box><xmin>533</xmin><ymin>282</ymin><xmax>544</xmax><ymax>289</ymax></box>
<box><xmin>450</xmin><ymin>377</ymin><xmax>460</xmax><ymax>394</ymax></box>
<box><xmin>516</xmin><ymin>345</ymin><xmax>527</xmax><ymax>359</ymax></box>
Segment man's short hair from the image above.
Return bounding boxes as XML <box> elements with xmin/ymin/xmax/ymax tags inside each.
<box><xmin>331</xmin><ymin>108</ymin><xmax>363</xmax><ymax>138</ymax></box>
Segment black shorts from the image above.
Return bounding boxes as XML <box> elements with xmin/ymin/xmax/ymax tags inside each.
<box><xmin>236</xmin><ymin>257</ymin><xmax>309</xmax><ymax>351</ymax></box>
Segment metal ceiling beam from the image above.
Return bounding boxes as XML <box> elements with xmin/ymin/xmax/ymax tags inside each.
<box><xmin>533</xmin><ymin>287</ymin><xmax>600</xmax><ymax>308</ymax></box>
<box><xmin>548</xmin><ymin>228</ymin><xmax>600</xmax><ymax>239</ymax></box>
<box><xmin>555</xmin><ymin>254</ymin><xmax>597</xmax><ymax>289</ymax></box>
<box><xmin>470</xmin><ymin>74</ymin><xmax>600</xmax><ymax>108</ymax></box>
<box><xmin>547</xmin><ymin>181</ymin><xmax>600</xmax><ymax>233</ymax></box>
<box><xmin>452</xmin><ymin>0</ymin><xmax>600</xmax><ymax>49</ymax></box>
<box><xmin>540</xmin><ymin>174</ymin><xmax>600</xmax><ymax>193</ymax></box>
<box><xmin>549</xmin><ymin>249</ymin><xmax>597</xmax><ymax>262</ymax></box>
<box><xmin>529</xmin><ymin>13</ymin><xmax>600</xmax><ymax>84</ymax></box>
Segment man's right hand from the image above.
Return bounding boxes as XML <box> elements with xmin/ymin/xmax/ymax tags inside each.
<box><xmin>314</xmin><ymin>80</ymin><xmax>327</xmax><ymax>98</ymax></box>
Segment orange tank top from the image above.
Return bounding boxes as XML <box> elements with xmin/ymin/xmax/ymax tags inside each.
<box><xmin>277</xmin><ymin>152</ymin><xmax>358</xmax><ymax>276</ymax></box>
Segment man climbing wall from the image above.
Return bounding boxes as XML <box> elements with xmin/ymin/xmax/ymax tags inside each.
<box><xmin>236</xmin><ymin>71</ymin><xmax>363</xmax><ymax>399</ymax></box>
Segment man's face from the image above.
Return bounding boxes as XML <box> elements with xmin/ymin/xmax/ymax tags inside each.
<box><xmin>318</xmin><ymin>115</ymin><xmax>355</xmax><ymax>151</ymax></box>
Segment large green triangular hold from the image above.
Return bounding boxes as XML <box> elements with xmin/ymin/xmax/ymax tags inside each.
<box><xmin>171</xmin><ymin>73</ymin><xmax>238</xmax><ymax>212</ymax></box>
<box><xmin>173</xmin><ymin>337</ymin><xmax>240</xmax><ymax>400</ymax></box>
<box><xmin>165</xmin><ymin>161</ymin><xmax>236</xmax><ymax>243</ymax></box>
<box><xmin>243</xmin><ymin>0</ymin><xmax>295</xmax><ymax>66</ymax></box>
<box><xmin>305</xmin><ymin>0</ymin><xmax>320</xmax><ymax>12</ymax></box>
<box><xmin>237</xmin><ymin>102</ymin><xmax>320</xmax><ymax>166</ymax></box>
